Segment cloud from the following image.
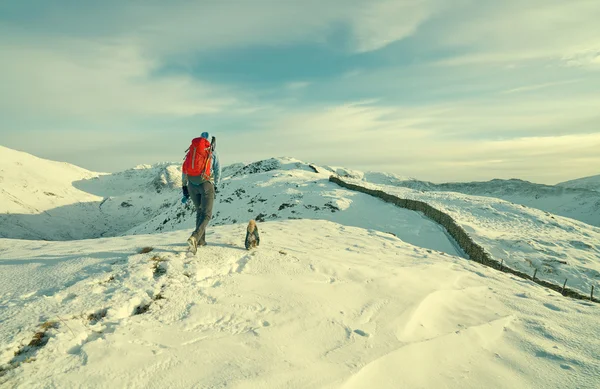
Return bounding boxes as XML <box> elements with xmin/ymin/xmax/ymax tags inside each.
<box><xmin>1</xmin><ymin>1</ymin><xmax>438</xmax><ymax>56</ymax></box>
<box><xmin>0</xmin><ymin>36</ymin><xmax>242</xmax><ymax>122</ymax></box>
<box><xmin>222</xmin><ymin>92</ymin><xmax>600</xmax><ymax>183</ymax></box>
<box><xmin>500</xmin><ymin>80</ymin><xmax>584</xmax><ymax>95</ymax></box>
<box><xmin>285</xmin><ymin>82</ymin><xmax>311</xmax><ymax>90</ymax></box>
<box><xmin>435</xmin><ymin>0</ymin><xmax>600</xmax><ymax>66</ymax></box>
<box><xmin>2</xmin><ymin>0</ymin><xmax>600</xmax><ymax>184</ymax></box>
<box><xmin>349</xmin><ymin>0</ymin><xmax>439</xmax><ymax>52</ymax></box>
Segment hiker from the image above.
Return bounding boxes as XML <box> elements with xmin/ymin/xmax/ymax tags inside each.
<box><xmin>181</xmin><ymin>132</ymin><xmax>221</xmax><ymax>254</ymax></box>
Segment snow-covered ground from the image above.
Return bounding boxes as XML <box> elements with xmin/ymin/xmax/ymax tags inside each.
<box><xmin>129</xmin><ymin>158</ymin><xmax>463</xmax><ymax>257</ymax></box>
<box><xmin>1</xmin><ymin>220</ymin><xmax>599</xmax><ymax>388</ymax></box>
<box><xmin>341</xmin><ymin>178</ymin><xmax>600</xmax><ymax>296</ymax></box>
<box><xmin>364</xmin><ymin>172</ymin><xmax>600</xmax><ymax>227</ymax></box>
<box><xmin>1</xmin><ymin>146</ymin><xmax>599</xmax><ymax>387</ymax></box>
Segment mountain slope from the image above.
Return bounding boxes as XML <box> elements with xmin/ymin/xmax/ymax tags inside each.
<box><xmin>0</xmin><ymin>145</ymin><xmax>98</xmax><ymax>214</ymax></box>
<box><xmin>364</xmin><ymin>173</ymin><xmax>600</xmax><ymax>227</ymax></box>
<box><xmin>0</xmin><ymin>146</ymin><xmax>187</xmax><ymax>240</ymax></box>
<box><xmin>341</xmin><ymin>178</ymin><xmax>600</xmax><ymax>295</ymax></box>
<box><xmin>1</xmin><ymin>220</ymin><xmax>599</xmax><ymax>388</ymax></box>
<box><xmin>127</xmin><ymin>157</ymin><xmax>463</xmax><ymax>257</ymax></box>
<box><xmin>558</xmin><ymin>174</ymin><xmax>600</xmax><ymax>192</ymax></box>
<box><xmin>0</xmin><ymin>148</ymin><xmax>461</xmax><ymax>257</ymax></box>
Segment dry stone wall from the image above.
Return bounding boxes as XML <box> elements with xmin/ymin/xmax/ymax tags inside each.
<box><xmin>329</xmin><ymin>176</ymin><xmax>598</xmax><ymax>304</ymax></box>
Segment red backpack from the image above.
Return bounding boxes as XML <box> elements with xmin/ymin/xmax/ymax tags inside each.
<box><xmin>182</xmin><ymin>137</ymin><xmax>213</xmax><ymax>179</ymax></box>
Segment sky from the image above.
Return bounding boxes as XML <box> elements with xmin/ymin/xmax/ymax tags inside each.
<box><xmin>0</xmin><ymin>0</ymin><xmax>599</xmax><ymax>184</ymax></box>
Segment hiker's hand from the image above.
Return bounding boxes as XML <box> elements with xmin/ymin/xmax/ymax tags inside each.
<box><xmin>182</xmin><ymin>186</ymin><xmax>190</xmax><ymax>204</ymax></box>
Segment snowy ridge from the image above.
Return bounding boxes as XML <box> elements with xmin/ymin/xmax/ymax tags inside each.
<box><xmin>0</xmin><ymin>146</ymin><xmax>187</xmax><ymax>240</ymax></box>
<box><xmin>0</xmin><ymin>145</ymin><xmax>99</xmax><ymax>215</ymax></box>
<box><xmin>338</xmin><ymin>177</ymin><xmax>600</xmax><ymax>297</ymax></box>
<box><xmin>125</xmin><ymin>157</ymin><xmax>463</xmax><ymax>257</ymax></box>
<box><xmin>558</xmin><ymin>174</ymin><xmax>600</xmax><ymax>192</ymax></box>
<box><xmin>363</xmin><ymin>174</ymin><xmax>600</xmax><ymax>227</ymax></box>
<box><xmin>1</xmin><ymin>220</ymin><xmax>599</xmax><ymax>388</ymax></box>
<box><xmin>1</xmin><ymin>146</ymin><xmax>600</xmax><ymax>387</ymax></box>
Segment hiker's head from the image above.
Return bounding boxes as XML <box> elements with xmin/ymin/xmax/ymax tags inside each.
<box><xmin>201</xmin><ymin>132</ymin><xmax>209</xmax><ymax>139</ymax></box>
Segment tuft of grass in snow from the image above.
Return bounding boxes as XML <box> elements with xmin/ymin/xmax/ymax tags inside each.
<box><xmin>133</xmin><ymin>303</ymin><xmax>151</xmax><ymax>315</ymax></box>
<box><xmin>99</xmin><ymin>274</ymin><xmax>116</xmax><ymax>284</ymax></box>
<box><xmin>40</xmin><ymin>321</ymin><xmax>58</xmax><ymax>331</ymax></box>
<box><xmin>150</xmin><ymin>255</ymin><xmax>167</xmax><ymax>278</ymax></box>
<box><xmin>26</xmin><ymin>332</ymin><xmax>46</xmax><ymax>349</ymax></box>
<box><xmin>139</xmin><ymin>247</ymin><xmax>154</xmax><ymax>254</ymax></box>
<box><xmin>150</xmin><ymin>255</ymin><xmax>166</xmax><ymax>262</ymax></box>
<box><xmin>13</xmin><ymin>321</ymin><xmax>59</xmax><ymax>359</ymax></box>
<box><xmin>87</xmin><ymin>309</ymin><xmax>108</xmax><ymax>325</ymax></box>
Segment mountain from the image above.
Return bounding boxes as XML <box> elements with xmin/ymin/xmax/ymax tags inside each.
<box><xmin>0</xmin><ymin>149</ymin><xmax>460</xmax><ymax>256</ymax></box>
<box><xmin>363</xmin><ymin>173</ymin><xmax>600</xmax><ymax>227</ymax></box>
<box><xmin>1</xmin><ymin>146</ymin><xmax>599</xmax><ymax>387</ymax></box>
<box><xmin>0</xmin><ymin>145</ymin><xmax>186</xmax><ymax>240</ymax></box>
<box><xmin>558</xmin><ymin>174</ymin><xmax>600</xmax><ymax>192</ymax></box>
<box><xmin>344</xmin><ymin>177</ymin><xmax>600</xmax><ymax>296</ymax></box>
<box><xmin>1</xmin><ymin>220</ymin><xmax>598</xmax><ymax>388</ymax></box>
<box><xmin>0</xmin><ymin>145</ymin><xmax>98</xmax><ymax>214</ymax></box>
<box><xmin>126</xmin><ymin>157</ymin><xmax>462</xmax><ymax>257</ymax></box>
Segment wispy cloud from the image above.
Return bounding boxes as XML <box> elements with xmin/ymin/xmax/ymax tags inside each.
<box><xmin>1</xmin><ymin>0</ymin><xmax>599</xmax><ymax>183</ymax></box>
<box><xmin>500</xmin><ymin>80</ymin><xmax>584</xmax><ymax>95</ymax></box>
<box><xmin>435</xmin><ymin>0</ymin><xmax>600</xmax><ymax>66</ymax></box>
<box><xmin>0</xmin><ymin>37</ymin><xmax>240</xmax><ymax>120</ymax></box>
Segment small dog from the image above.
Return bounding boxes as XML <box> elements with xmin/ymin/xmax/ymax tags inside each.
<box><xmin>245</xmin><ymin>220</ymin><xmax>260</xmax><ymax>250</ymax></box>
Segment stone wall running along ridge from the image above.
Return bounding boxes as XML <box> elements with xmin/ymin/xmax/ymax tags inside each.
<box><xmin>329</xmin><ymin>175</ymin><xmax>598</xmax><ymax>304</ymax></box>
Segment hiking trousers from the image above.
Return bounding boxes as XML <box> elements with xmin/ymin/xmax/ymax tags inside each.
<box><xmin>188</xmin><ymin>181</ymin><xmax>215</xmax><ymax>244</ymax></box>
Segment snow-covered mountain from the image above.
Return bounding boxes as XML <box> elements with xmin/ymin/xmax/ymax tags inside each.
<box><xmin>558</xmin><ymin>174</ymin><xmax>600</xmax><ymax>192</ymax></box>
<box><xmin>127</xmin><ymin>157</ymin><xmax>462</xmax><ymax>257</ymax></box>
<box><xmin>0</xmin><ymin>148</ymin><xmax>460</xmax><ymax>256</ymax></box>
<box><xmin>0</xmin><ymin>146</ymin><xmax>187</xmax><ymax>240</ymax></box>
<box><xmin>0</xmin><ymin>145</ymin><xmax>100</xmax><ymax>239</ymax></box>
<box><xmin>1</xmin><ymin>145</ymin><xmax>599</xmax><ymax>388</ymax></box>
<box><xmin>342</xmin><ymin>178</ymin><xmax>600</xmax><ymax>295</ymax></box>
<box><xmin>364</xmin><ymin>173</ymin><xmax>600</xmax><ymax>227</ymax></box>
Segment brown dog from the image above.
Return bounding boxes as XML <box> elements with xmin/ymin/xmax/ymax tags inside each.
<box><xmin>245</xmin><ymin>220</ymin><xmax>260</xmax><ymax>250</ymax></box>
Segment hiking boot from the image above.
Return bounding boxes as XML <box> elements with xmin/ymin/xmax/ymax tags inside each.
<box><xmin>187</xmin><ymin>236</ymin><xmax>198</xmax><ymax>255</ymax></box>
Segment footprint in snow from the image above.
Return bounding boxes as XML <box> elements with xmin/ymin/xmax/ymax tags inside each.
<box><xmin>543</xmin><ymin>303</ymin><xmax>562</xmax><ymax>312</ymax></box>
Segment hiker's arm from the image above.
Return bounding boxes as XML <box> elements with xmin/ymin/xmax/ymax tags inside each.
<box><xmin>181</xmin><ymin>173</ymin><xmax>188</xmax><ymax>186</ymax></box>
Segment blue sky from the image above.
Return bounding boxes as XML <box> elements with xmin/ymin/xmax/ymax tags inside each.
<box><xmin>1</xmin><ymin>0</ymin><xmax>599</xmax><ymax>183</ymax></box>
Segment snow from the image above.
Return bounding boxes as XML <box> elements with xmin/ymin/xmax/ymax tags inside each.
<box><xmin>1</xmin><ymin>221</ymin><xmax>599</xmax><ymax>388</ymax></box>
<box><xmin>0</xmin><ymin>146</ymin><xmax>186</xmax><ymax>241</ymax></box>
<box><xmin>0</xmin><ymin>145</ymin><xmax>98</xmax><ymax>215</ymax></box>
<box><xmin>1</xmin><ymin>146</ymin><xmax>599</xmax><ymax>387</ymax></box>
<box><xmin>0</xmin><ymin>150</ymin><xmax>461</xmax><ymax>259</ymax></box>
<box><xmin>342</xmin><ymin>178</ymin><xmax>600</xmax><ymax>296</ymax></box>
<box><xmin>129</xmin><ymin>157</ymin><xmax>463</xmax><ymax>257</ymax></box>
<box><xmin>558</xmin><ymin>174</ymin><xmax>600</xmax><ymax>192</ymax></box>
<box><xmin>363</xmin><ymin>174</ymin><xmax>600</xmax><ymax>227</ymax></box>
